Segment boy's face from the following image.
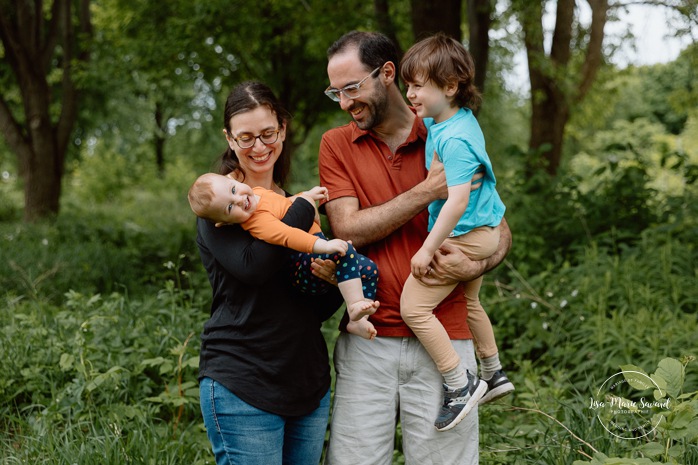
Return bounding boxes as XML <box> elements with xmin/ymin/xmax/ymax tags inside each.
<box><xmin>404</xmin><ymin>74</ymin><xmax>455</xmax><ymax>123</ymax></box>
<box><xmin>209</xmin><ymin>176</ymin><xmax>258</xmax><ymax>226</ymax></box>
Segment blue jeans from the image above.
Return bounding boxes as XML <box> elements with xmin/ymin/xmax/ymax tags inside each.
<box><xmin>200</xmin><ymin>377</ymin><xmax>330</xmax><ymax>465</ymax></box>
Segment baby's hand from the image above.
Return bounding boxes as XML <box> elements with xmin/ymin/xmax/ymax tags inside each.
<box><xmin>304</xmin><ymin>186</ymin><xmax>329</xmax><ymax>202</ymax></box>
<box><xmin>315</xmin><ymin>238</ymin><xmax>349</xmax><ymax>256</ymax></box>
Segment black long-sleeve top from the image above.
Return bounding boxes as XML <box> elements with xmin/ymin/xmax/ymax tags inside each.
<box><xmin>196</xmin><ymin>197</ymin><xmax>343</xmax><ymax>416</ymax></box>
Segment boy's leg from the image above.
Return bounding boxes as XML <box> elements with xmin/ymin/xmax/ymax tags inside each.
<box><xmin>400</xmin><ymin>275</ymin><xmax>484</xmax><ymax>431</ymax></box>
<box><xmin>448</xmin><ymin>228</ymin><xmax>501</xmax><ymax>361</ymax></box>
<box><xmin>463</xmin><ymin>277</ymin><xmax>498</xmax><ymax>360</ymax></box>
<box><xmin>453</xmin><ymin>228</ymin><xmax>514</xmax><ymax>403</ymax></box>
<box><xmin>400</xmin><ymin>275</ymin><xmax>460</xmax><ymax>373</ymax></box>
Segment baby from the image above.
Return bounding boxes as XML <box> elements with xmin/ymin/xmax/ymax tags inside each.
<box><xmin>188</xmin><ymin>173</ymin><xmax>380</xmax><ymax>339</ymax></box>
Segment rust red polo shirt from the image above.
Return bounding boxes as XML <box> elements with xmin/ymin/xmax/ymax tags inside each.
<box><xmin>319</xmin><ymin>115</ymin><xmax>471</xmax><ymax>339</ymax></box>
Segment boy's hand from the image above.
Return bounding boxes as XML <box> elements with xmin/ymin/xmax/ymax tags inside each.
<box><xmin>410</xmin><ymin>247</ymin><xmax>433</xmax><ymax>278</ymax></box>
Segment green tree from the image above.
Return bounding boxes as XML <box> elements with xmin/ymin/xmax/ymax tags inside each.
<box><xmin>513</xmin><ymin>0</ymin><xmax>609</xmax><ymax>177</ymax></box>
<box><xmin>90</xmin><ymin>0</ymin><xmax>222</xmax><ymax>176</ymax></box>
<box><xmin>0</xmin><ymin>0</ymin><xmax>92</xmax><ymax>221</ymax></box>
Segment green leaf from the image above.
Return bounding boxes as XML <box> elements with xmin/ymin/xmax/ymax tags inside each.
<box><xmin>654</xmin><ymin>358</ymin><xmax>683</xmax><ymax>398</ymax></box>
<box><xmin>620</xmin><ymin>365</ymin><xmax>654</xmax><ymax>391</ymax></box>
<box><xmin>669</xmin><ymin>403</ymin><xmax>695</xmax><ymax>429</ymax></box>
<box><xmin>637</xmin><ymin>442</ymin><xmax>664</xmax><ymax>458</ymax></box>
<box><xmin>573</xmin><ymin>452</ymin><xmax>608</xmax><ymax>465</ymax></box>
<box><xmin>140</xmin><ymin>357</ymin><xmax>167</xmax><ymax>367</ymax></box>
<box><xmin>684</xmin><ymin>417</ymin><xmax>698</xmax><ymax>441</ymax></box>
<box><xmin>59</xmin><ymin>353</ymin><xmax>75</xmax><ymax>371</ymax></box>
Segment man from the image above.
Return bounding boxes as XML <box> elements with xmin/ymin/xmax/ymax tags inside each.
<box><xmin>317</xmin><ymin>31</ymin><xmax>511</xmax><ymax>464</ymax></box>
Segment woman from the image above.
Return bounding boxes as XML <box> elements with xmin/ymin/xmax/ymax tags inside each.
<box><xmin>196</xmin><ymin>81</ymin><xmax>342</xmax><ymax>465</ymax></box>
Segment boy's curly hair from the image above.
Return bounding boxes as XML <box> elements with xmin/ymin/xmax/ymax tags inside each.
<box><xmin>400</xmin><ymin>33</ymin><xmax>481</xmax><ymax>111</ymax></box>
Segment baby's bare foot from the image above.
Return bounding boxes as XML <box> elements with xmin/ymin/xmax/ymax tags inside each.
<box><xmin>347</xmin><ymin>317</ymin><xmax>377</xmax><ymax>340</ymax></box>
<box><xmin>347</xmin><ymin>300</ymin><xmax>380</xmax><ymax>321</ymax></box>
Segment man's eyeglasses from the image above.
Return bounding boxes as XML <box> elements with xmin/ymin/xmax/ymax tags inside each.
<box><xmin>228</xmin><ymin>128</ymin><xmax>281</xmax><ymax>149</ymax></box>
<box><xmin>324</xmin><ymin>66</ymin><xmax>381</xmax><ymax>102</ymax></box>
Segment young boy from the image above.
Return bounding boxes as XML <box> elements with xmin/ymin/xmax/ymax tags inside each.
<box><xmin>399</xmin><ymin>33</ymin><xmax>514</xmax><ymax>431</ymax></box>
<box><xmin>188</xmin><ymin>173</ymin><xmax>379</xmax><ymax>339</ymax></box>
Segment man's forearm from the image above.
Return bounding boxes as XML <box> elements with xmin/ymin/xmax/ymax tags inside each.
<box><xmin>327</xmin><ymin>183</ymin><xmax>436</xmax><ymax>249</ymax></box>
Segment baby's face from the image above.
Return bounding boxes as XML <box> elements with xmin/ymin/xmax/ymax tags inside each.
<box><xmin>210</xmin><ymin>176</ymin><xmax>258</xmax><ymax>225</ymax></box>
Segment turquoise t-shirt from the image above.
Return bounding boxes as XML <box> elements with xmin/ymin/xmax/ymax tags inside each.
<box><xmin>424</xmin><ymin>107</ymin><xmax>505</xmax><ymax>236</ymax></box>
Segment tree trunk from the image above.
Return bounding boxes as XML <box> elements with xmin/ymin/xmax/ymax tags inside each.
<box><xmin>411</xmin><ymin>0</ymin><xmax>463</xmax><ymax>40</ymax></box>
<box><xmin>154</xmin><ymin>102</ymin><xmax>166</xmax><ymax>176</ymax></box>
<box><xmin>374</xmin><ymin>0</ymin><xmax>402</xmax><ymax>54</ymax></box>
<box><xmin>519</xmin><ymin>0</ymin><xmax>608</xmax><ymax>177</ymax></box>
<box><xmin>467</xmin><ymin>0</ymin><xmax>492</xmax><ymax>97</ymax></box>
<box><xmin>0</xmin><ymin>0</ymin><xmax>91</xmax><ymax>221</ymax></box>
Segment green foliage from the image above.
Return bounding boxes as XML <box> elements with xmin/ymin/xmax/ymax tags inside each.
<box><xmin>570</xmin><ymin>357</ymin><xmax>698</xmax><ymax>465</ymax></box>
<box><xmin>2</xmin><ymin>6</ymin><xmax>697</xmax><ymax>461</ymax></box>
<box><xmin>0</xmin><ymin>284</ymin><xmax>211</xmax><ymax>463</ymax></box>
<box><xmin>0</xmin><ymin>153</ymin><xmax>204</xmax><ymax>302</ymax></box>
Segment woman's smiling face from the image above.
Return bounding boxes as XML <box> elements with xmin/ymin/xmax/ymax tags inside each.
<box><xmin>226</xmin><ymin>105</ymin><xmax>286</xmax><ymax>184</ymax></box>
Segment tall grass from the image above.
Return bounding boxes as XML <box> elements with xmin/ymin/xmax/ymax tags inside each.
<box><xmin>1</xmin><ymin>152</ymin><xmax>697</xmax><ymax>463</ymax></box>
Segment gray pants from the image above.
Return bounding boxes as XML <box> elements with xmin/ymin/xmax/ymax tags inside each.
<box><xmin>325</xmin><ymin>334</ymin><xmax>479</xmax><ymax>465</ymax></box>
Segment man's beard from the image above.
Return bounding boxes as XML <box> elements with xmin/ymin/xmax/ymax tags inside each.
<box><xmin>353</xmin><ymin>88</ymin><xmax>389</xmax><ymax>131</ymax></box>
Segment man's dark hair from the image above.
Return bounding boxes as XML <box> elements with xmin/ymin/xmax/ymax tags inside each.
<box><xmin>327</xmin><ymin>31</ymin><xmax>401</xmax><ymax>85</ymax></box>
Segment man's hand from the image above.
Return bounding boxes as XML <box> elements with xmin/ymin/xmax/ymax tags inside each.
<box><xmin>419</xmin><ymin>219</ymin><xmax>511</xmax><ymax>286</ymax></box>
<box><xmin>419</xmin><ymin>242</ymin><xmax>485</xmax><ymax>286</ymax></box>
<box><xmin>423</xmin><ymin>152</ymin><xmax>448</xmax><ymax>200</ymax></box>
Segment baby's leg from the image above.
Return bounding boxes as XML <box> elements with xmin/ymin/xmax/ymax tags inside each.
<box><xmin>345</xmin><ymin>295</ymin><xmax>380</xmax><ymax>321</ymax></box>
<box><xmin>334</xmin><ymin>244</ymin><xmax>380</xmax><ymax>321</ymax></box>
<box><xmin>346</xmin><ymin>316</ymin><xmax>377</xmax><ymax>340</ymax></box>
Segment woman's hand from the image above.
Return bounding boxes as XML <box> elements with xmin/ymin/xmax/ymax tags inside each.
<box><xmin>310</xmin><ymin>257</ymin><xmax>338</xmax><ymax>286</ymax></box>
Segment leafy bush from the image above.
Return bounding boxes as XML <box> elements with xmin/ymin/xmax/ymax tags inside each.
<box><xmin>0</xmin><ymin>275</ymin><xmax>211</xmax><ymax>463</ymax></box>
<box><xmin>0</xmin><ymin>156</ymin><xmax>206</xmax><ymax>302</ymax></box>
<box><xmin>476</xmin><ymin>223</ymin><xmax>697</xmax><ymax>464</ymax></box>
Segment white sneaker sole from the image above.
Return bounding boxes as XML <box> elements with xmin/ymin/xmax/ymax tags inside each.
<box><xmin>479</xmin><ymin>381</ymin><xmax>515</xmax><ymax>404</ymax></box>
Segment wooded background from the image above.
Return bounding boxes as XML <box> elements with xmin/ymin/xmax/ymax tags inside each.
<box><xmin>1</xmin><ymin>1</ymin><xmax>697</xmax><ymax>464</ymax></box>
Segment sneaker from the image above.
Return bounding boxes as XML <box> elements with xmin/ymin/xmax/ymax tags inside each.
<box><xmin>434</xmin><ymin>370</ymin><xmax>487</xmax><ymax>432</ymax></box>
<box><xmin>479</xmin><ymin>369</ymin><xmax>515</xmax><ymax>404</ymax></box>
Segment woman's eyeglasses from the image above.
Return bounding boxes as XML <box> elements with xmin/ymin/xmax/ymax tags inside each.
<box><xmin>228</xmin><ymin>128</ymin><xmax>281</xmax><ymax>149</ymax></box>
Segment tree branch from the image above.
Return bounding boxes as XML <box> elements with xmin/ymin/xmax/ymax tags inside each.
<box><xmin>42</xmin><ymin>0</ymin><xmax>64</xmax><ymax>71</ymax></box>
<box><xmin>576</xmin><ymin>0</ymin><xmax>609</xmax><ymax>103</ymax></box>
<box><xmin>550</xmin><ymin>0</ymin><xmax>575</xmax><ymax>65</ymax></box>
<box><xmin>0</xmin><ymin>96</ymin><xmax>29</xmax><ymax>157</ymax></box>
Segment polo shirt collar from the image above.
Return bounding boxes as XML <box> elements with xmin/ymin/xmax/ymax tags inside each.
<box><xmin>350</xmin><ymin>107</ymin><xmax>427</xmax><ymax>145</ymax></box>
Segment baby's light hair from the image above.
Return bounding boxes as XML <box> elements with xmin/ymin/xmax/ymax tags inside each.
<box><xmin>400</xmin><ymin>33</ymin><xmax>481</xmax><ymax>111</ymax></box>
<box><xmin>188</xmin><ymin>173</ymin><xmax>219</xmax><ymax>221</ymax></box>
